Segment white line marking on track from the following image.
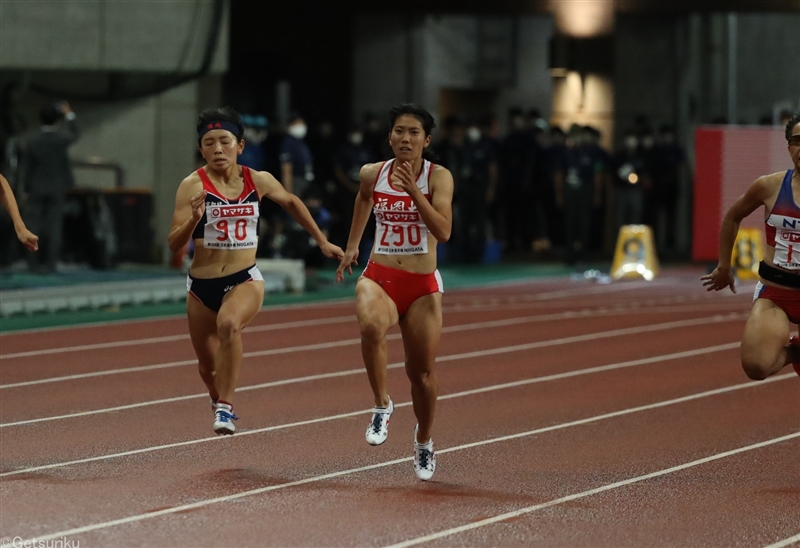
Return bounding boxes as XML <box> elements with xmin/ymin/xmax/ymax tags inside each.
<box><xmin>0</xmin><ymin>316</ymin><xmax>356</xmax><ymax>359</ymax></box>
<box><xmin>385</xmin><ymin>428</ymin><xmax>800</xmax><ymax>548</ymax></box>
<box><xmin>0</xmin><ymin>309</ymin><xmax>747</xmax><ymax>389</ymax></box>
<box><xmin>765</xmin><ymin>533</ymin><xmax>800</xmax><ymax>548</ymax></box>
<box><xmin>0</xmin><ymin>342</ymin><xmax>744</xmax><ymax>474</ymax></box>
<box><xmin>0</xmin><ymin>313</ymin><xmax>745</xmax><ymax>424</ymax></box>
<box><xmin>22</xmin><ymin>374</ymin><xmax>794</xmax><ymax>542</ymax></box>
<box><xmin>0</xmin><ymin>278</ymin><xmax>675</xmax><ymax>353</ymax></box>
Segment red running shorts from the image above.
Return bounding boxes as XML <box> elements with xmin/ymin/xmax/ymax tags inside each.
<box><xmin>362</xmin><ymin>260</ymin><xmax>443</xmax><ymax>316</ymax></box>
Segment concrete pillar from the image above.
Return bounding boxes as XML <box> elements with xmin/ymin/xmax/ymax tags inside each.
<box><xmin>549</xmin><ymin>0</ymin><xmax>615</xmax><ymax>148</ymax></box>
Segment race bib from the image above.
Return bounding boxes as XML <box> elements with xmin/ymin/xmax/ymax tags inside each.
<box><xmin>203</xmin><ymin>203</ymin><xmax>259</xmax><ymax>249</ymax></box>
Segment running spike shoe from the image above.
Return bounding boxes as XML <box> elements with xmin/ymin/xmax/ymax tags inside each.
<box><xmin>413</xmin><ymin>424</ymin><xmax>436</xmax><ymax>481</ymax></box>
<box><xmin>213</xmin><ymin>403</ymin><xmax>238</xmax><ymax>435</ymax></box>
<box><xmin>365</xmin><ymin>399</ymin><xmax>394</xmax><ymax>446</ymax></box>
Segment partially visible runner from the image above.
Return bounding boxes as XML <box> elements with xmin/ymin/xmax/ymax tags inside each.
<box><xmin>336</xmin><ymin>104</ymin><xmax>454</xmax><ymax>480</ymax></box>
<box><xmin>0</xmin><ymin>173</ymin><xmax>39</xmax><ymax>251</ymax></box>
<box><xmin>701</xmin><ymin>112</ymin><xmax>800</xmax><ymax>379</ymax></box>
<box><xmin>169</xmin><ymin>107</ymin><xmax>344</xmax><ymax>435</ymax></box>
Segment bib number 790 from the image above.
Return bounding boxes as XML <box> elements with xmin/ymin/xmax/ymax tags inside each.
<box><xmin>215</xmin><ymin>219</ymin><xmax>248</xmax><ymax>241</ymax></box>
<box><xmin>380</xmin><ymin>224</ymin><xmax>422</xmax><ymax>247</ymax></box>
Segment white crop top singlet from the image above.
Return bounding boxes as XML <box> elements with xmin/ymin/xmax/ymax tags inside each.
<box><xmin>372</xmin><ymin>159</ymin><xmax>434</xmax><ymax>255</ymax></box>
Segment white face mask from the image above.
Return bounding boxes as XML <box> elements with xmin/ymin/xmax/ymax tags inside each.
<box><xmin>288</xmin><ymin>123</ymin><xmax>307</xmax><ymax>139</ymax></box>
<box><xmin>349</xmin><ymin>132</ymin><xmax>363</xmax><ymax>146</ymax></box>
<box><xmin>466</xmin><ymin>127</ymin><xmax>481</xmax><ymax>142</ymax></box>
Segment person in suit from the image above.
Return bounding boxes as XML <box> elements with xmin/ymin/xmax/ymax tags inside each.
<box><xmin>20</xmin><ymin>101</ymin><xmax>79</xmax><ymax>273</ymax></box>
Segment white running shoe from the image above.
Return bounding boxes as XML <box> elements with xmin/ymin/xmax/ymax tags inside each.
<box><xmin>365</xmin><ymin>399</ymin><xmax>394</xmax><ymax>446</ymax></box>
<box><xmin>413</xmin><ymin>425</ymin><xmax>436</xmax><ymax>481</ymax></box>
<box><xmin>213</xmin><ymin>403</ymin><xmax>238</xmax><ymax>435</ymax></box>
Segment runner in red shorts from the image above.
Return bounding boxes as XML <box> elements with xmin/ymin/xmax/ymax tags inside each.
<box><xmin>336</xmin><ymin>104</ymin><xmax>454</xmax><ymax>480</ymax></box>
<box><xmin>702</xmin><ymin>112</ymin><xmax>800</xmax><ymax>379</ymax></box>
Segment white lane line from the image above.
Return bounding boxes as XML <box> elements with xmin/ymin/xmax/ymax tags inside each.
<box><xmin>0</xmin><ymin>279</ymin><xmax>667</xmax><ymax>355</ymax></box>
<box><xmin>0</xmin><ymin>312</ymin><xmax>744</xmax><ymax>424</ymax></box>
<box><xmin>23</xmin><ymin>374</ymin><xmax>794</xmax><ymax>542</ymax></box>
<box><xmin>0</xmin><ymin>342</ymin><xmax>743</xmax><ymax>474</ymax></box>
<box><xmin>0</xmin><ymin>297</ymin><xmax>354</xmax><ymax>337</ymax></box>
<box><xmin>765</xmin><ymin>534</ymin><xmax>800</xmax><ymax>548</ymax></box>
<box><xmin>0</xmin><ymin>316</ymin><xmax>356</xmax><ymax>359</ymax></box>
<box><xmin>0</xmin><ymin>308</ymin><xmax>747</xmax><ymax>389</ymax></box>
<box><xmin>386</xmin><ymin>429</ymin><xmax>800</xmax><ymax>548</ymax></box>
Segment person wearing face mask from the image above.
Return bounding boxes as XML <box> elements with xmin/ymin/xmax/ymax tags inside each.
<box><xmin>332</xmin><ymin>123</ymin><xmax>377</xmax><ymax>254</ymax></box>
<box><xmin>611</xmin><ymin>129</ymin><xmax>650</xmax><ymax>237</ymax></box>
<box><xmin>336</xmin><ymin>103</ymin><xmax>454</xmax><ymax>481</ymax></box>
<box><xmin>554</xmin><ymin>125</ymin><xmax>604</xmax><ymax>268</ymax></box>
<box><xmin>456</xmin><ymin>119</ymin><xmax>498</xmax><ymax>263</ymax></box>
<box><xmin>168</xmin><ymin>107</ymin><xmax>344</xmax><ymax>435</ymax></box>
<box><xmin>280</xmin><ymin>113</ymin><xmax>314</xmax><ymax>197</ymax></box>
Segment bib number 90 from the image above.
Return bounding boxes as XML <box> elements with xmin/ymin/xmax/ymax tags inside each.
<box><xmin>215</xmin><ymin>219</ymin><xmax>248</xmax><ymax>241</ymax></box>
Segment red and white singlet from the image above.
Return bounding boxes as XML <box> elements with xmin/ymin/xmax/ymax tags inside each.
<box><xmin>372</xmin><ymin>159</ymin><xmax>434</xmax><ymax>255</ymax></box>
<box><xmin>765</xmin><ymin>169</ymin><xmax>800</xmax><ymax>270</ymax></box>
<box><xmin>192</xmin><ymin>166</ymin><xmax>260</xmax><ymax>250</ymax></box>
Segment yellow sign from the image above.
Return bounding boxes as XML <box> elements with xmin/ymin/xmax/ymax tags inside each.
<box><xmin>731</xmin><ymin>228</ymin><xmax>763</xmax><ymax>280</ymax></box>
<box><xmin>610</xmin><ymin>225</ymin><xmax>659</xmax><ymax>281</ymax></box>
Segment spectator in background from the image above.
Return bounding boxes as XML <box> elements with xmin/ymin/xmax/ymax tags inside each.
<box><xmin>543</xmin><ymin>125</ymin><xmax>568</xmax><ymax>251</ymax></box>
<box><xmin>612</xmin><ymin>129</ymin><xmax>650</xmax><ymax>237</ymax></box>
<box><xmin>499</xmin><ymin>107</ymin><xmax>534</xmax><ymax>252</ymax></box>
<box><xmin>583</xmin><ymin>126</ymin><xmax>611</xmax><ymax>252</ymax></box>
<box><xmin>20</xmin><ymin>101</ymin><xmax>79</xmax><ymax>273</ymax></box>
<box><xmin>307</xmin><ymin>119</ymin><xmax>338</xmax><ymax>194</ymax></box>
<box><xmin>554</xmin><ymin>125</ymin><xmax>603</xmax><ymax>268</ymax></box>
<box><xmin>283</xmin><ymin>186</ymin><xmax>332</xmax><ymax>286</ymax></box>
<box><xmin>456</xmin><ymin>119</ymin><xmax>498</xmax><ymax>263</ymax></box>
<box><xmin>275</xmin><ymin>113</ymin><xmax>315</xmax><ymax>257</ymax></box>
<box><xmin>332</xmin><ymin>123</ymin><xmax>376</xmax><ymax>256</ymax></box>
<box><xmin>363</xmin><ymin>112</ymin><xmax>389</xmax><ymax>161</ymax></box>
<box><xmin>652</xmin><ymin>124</ymin><xmax>685</xmax><ymax>254</ymax></box>
<box><xmin>639</xmin><ymin>127</ymin><xmax>658</xmax><ymax>229</ymax></box>
<box><xmin>280</xmin><ymin>113</ymin><xmax>314</xmax><ymax>197</ymax></box>
<box><xmin>238</xmin><ymin>114</ymin><xmax>269</xmax><ymax>171</ymax></box>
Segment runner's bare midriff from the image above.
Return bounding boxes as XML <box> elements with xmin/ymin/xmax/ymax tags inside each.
<box><xmin>370</xmin><ymin>233</ymin><xmax>439</xmax><ymax>274</ymax></box>
<box><xmin>189</xmin><ymin>245</ymin><xmax>257</xmax><ymax>278</ymax></box>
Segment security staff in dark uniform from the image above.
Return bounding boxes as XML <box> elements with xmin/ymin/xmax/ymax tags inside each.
<box><xmin>555</xmin><ymin>125</ymin><xmax>603</xmax><ymax>267</ymax></box>
<box><xmin>21</xmin><ymin>101</ymin><xmax>79</xmax><ymax>273</ymax></box>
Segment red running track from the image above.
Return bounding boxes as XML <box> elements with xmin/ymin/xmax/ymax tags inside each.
<box><xmin>0</xmin><ymin>268</ymin><xmax>798</xmax><ymax>547</ymax></box>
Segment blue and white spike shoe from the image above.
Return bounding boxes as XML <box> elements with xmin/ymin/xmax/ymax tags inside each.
<box><xmin>213</xmin><ymin>403</ymin><xmax>238</xmax><ymax>435</ymax></box>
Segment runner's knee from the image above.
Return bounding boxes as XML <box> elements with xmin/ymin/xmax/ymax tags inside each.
<box><xmin>216</xmin><ymin>316</ymin><xmax>242</xmax><ymax>342</ymax></box>
<box><xmin>406</xmin><ymin>368</ymin><xmax>435</xmax><ymax>388</ymax></box>
<box><xmin>360</xmin><ymin>318</ymin><xmax>389</xmax><ymax>342</ymax></box>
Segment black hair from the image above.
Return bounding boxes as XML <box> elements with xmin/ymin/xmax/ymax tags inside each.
<box><xmin>196</xmin><ymin>106</ymin><xmax>244</xmax><ymax>142</ymax></box>
<box><xmin>40</xmin><ymin>106</ymin><xmax>60</xmax><ymax>126</ymax></box>
<box><xmin>786</xmin><ymin>112</ymin><xmax>800</xmax><ymax>141</ymax></box>
<box><xmin>388</xmin><ymin>103</ymin><xmax>436</xmax><ymax>136</ymax></box>
<box><xmin>287</xmin><ymin>111</ymin><xmax>304</xmax><ymax>125</ymax></box>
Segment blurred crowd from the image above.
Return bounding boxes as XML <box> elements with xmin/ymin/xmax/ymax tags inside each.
<box><xmin>243</xmin><ymin>107</ymin><xmax>687</xmax><ymax>271</ymax></box>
